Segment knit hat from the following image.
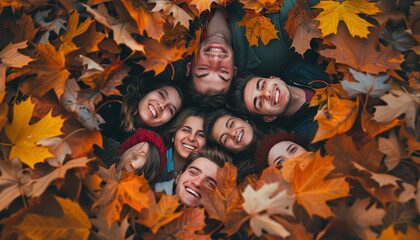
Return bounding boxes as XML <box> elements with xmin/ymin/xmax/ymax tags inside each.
<box><xmin>119</xmin><ymin>128</ymin><xmax>168</xmax><ymax>177</ymax></box>
<box><xmin>254</xmin><ymin>132</ymin><xmax>306</xmax><ymax>172</ymax></box>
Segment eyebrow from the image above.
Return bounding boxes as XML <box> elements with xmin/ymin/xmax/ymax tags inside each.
<box><xmin>219</xmin><ymin>75</ymin><xmax>227</xmax><ymax>81</ymax></box>
<box><xmin>287</xmin><ymin>144</ymin><xmax>294</xmax><ymax>153</ymax></box>
<box><xmin>225</xmin><ymin>117</ymin><xmax>234</xmax><ymax>128</ymax></box>
<box><xmin>256</xmin><ymin>79</ymin><xmax>262</xmax><ymax>90</ymax></box>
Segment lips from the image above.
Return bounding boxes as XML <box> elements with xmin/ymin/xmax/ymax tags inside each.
<box><xmin>205</xmin><ymin>46</ymin><xmax>226</xmax><ymax>53</ymax></box>
<box><xmin>185</xmin><ymin>187</ymin><xmax>201</xmax><ymax>198</ymax></box>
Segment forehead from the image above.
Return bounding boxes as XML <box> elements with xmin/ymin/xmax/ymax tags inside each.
<box><xmin>243</xmin><ymin>77</ymin><xmax>260</xmax><ymax>108</ymax></box>
<box><xmin>213</xmin><ymin>115</ymin><xmax>231</xmax><ymax>132</ymax></box>
<box><xmin>188</xmin><ymin>157</ymin><xmax>218</xmax><ymax>176</ymax></box>
<box><xmin>269</xmin><ymin>141</ymin><xmax>294</xmax><ymax>155</ymax></box>
<box><xmin>182</xmin><ymin>116</ymin><xmax>204</xmax><ymax>127</ymax></box>
<box><xmin>192</xmin><ymin>76</ymin><xmax>230</xmax><ymax>95</ymax></box>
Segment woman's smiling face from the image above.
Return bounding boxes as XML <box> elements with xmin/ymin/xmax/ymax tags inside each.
<box><xmin>173</xmin><ymin>116</ymin><xmax>206</xmax><ymax>160</ymax></box>
<box><xmin>211</xmin><ymin>115</ymin><xmax>253</xmax><ymax>152</ymax></box>
<box><xmin>138</xmin><ymin>86</ymin><xmax>182</xmax><ymax>127</ymax></box>
<box><xmin>267</xmin><ymin>141</ymin><xmax>307</xmax><ymax>166</ymax></box>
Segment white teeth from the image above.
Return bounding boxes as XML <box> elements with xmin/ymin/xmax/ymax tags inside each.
<box><xmin>237</xmin><ymin>130</ymin><xmax>243</xmax><ymax>143</ymax></box>
<box><xmin>149</xmin><ymin>105</ymin><xmax>157</xmax><ymax>117</ymax></box>
<box><xmin>275</xmin><ymin>89</ymin><xmax>279</xmax><ymax>104</ymax></box>
<box><xmin>183</xmin><ymin>144</ymin><xmax>196</xmax><ymax>150</ymax></box>
<box><xmin>186</xmin><ymin>187</ymin><xmax>200</xmax><ymax>198</ymax></box>
<box><xmin>208</xmin><ymin>47</ymin><xmax>224</xmax><ymax>52</ymax></box>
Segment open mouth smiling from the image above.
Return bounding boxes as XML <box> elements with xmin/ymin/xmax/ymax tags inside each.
<box><xmin>185</xmin><ymin>187</ymin><xmax>201</xmax><ymax>198</ymax></box>
<box><xmin>273</xmin><ymin>87</ymin><xmax>280</xmax><ymax>106</ymax></box>
<box><xmin>236</xmin><ymin>129</ymin><xmax>244</xmax><ymax>144</ymax></box>
<box><xmin>148</xmin><ymin>104</ymin><xmax>157</xmax><ymax>118</ymax></box>
<box><xmin>182</xmin><ymin>143</ymin><xmax>197</xmax><ymax>151</ymax></box>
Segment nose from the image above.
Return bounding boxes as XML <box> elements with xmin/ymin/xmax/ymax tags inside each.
<box><xmin>226</xmin><ymin>129</ymin><xmax>236</xmax><ymax>139</ymax></box>
<box><xmin>261</xmin><ymin>88</ymin><xmax>271</xmax><ymax>99</ymax></box>
<box><xmin>187</xmin><ymin>132</ymin><xmax>196</xmax><ymax>142</ymax></box>
<box><xmin>157</xmin><ymin>102</ymin><xmax>164</xmax><ymax>110</ymax></box>
<box><xmin>209</xmin><ymin>55</ymin><xmax>222</xmax><ymax>65</ymax></box>
<box><xmin>191</xmin><ymin>176</ymin><xmax>202</xmax><ymax>188</ymax></box>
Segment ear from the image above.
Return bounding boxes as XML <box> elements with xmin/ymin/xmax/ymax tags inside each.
<box><xmin>233</xmin><ymin>66</ymin><xmax>238</xmax><ymax>77</ymax></box>
<box><xmin>263</xmin><ymin>115</ymin><xmax>277</xmax><ymax>122</ymax></box>
<box><xmin>171</xmin><ymin>137</ymin><xmax>174</xmax><ymax>143</ymax></box>
<box><xmin>186</xmin><ymin>62</ymin><xmax>191</xmax><ymax>77</ymax></box>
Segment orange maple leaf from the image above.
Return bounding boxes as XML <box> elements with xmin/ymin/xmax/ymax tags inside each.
<box><xmin>188</xmin><ymin>0</ymin><xmax>228</xmax><ymax>15</ymax></box>
<box><xmin>237</xmin><ymin>11</ymin><xmax>280</xmax><ymax>47</ymax></box>
<box><xmin>120</xmin><ymin>0</ymin><xmax>166</xmax><ymax>40</ymax></box>
<box><xmin>239</xmin><ymin>0</ymin><xmax>283</xmax><ymax>14</ymax></box>
<box><xmin>309</xmin><ymin>83</ymin><xmax>348</xmax><ymax>107</ymax></box>
<box><xmin>291</xmin><ymin>151</ymin><xmax>349</xmax><ymax>219</ymax></box>
<box><xmin>320</xmin><ymin>23</ymin><xmax>404</xmax><ymax>74</ymax></box>
<box><xmin>137</xmin><ymin>38</ymin><xmax>187</xmax><ymax>76</ymax></box>
<box><xmin>59</xmin><ymin>10</ymin><xmax>94</xmax><ymax>54</ymax></box>
<box><xmin>312</xmin><ymin>96</ymin><xmax>359</xmax><ymax>143</ymax></box>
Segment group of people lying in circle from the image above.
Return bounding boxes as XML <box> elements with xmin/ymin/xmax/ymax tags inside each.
<box><xmin>96</xmin><ymin>1</ymin><xmax>329</xmax><ymax>208</ymax></box>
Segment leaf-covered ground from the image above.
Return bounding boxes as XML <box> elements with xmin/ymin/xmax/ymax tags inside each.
<box><xmin>0</xmin><ymin>0</ymin><xmax>419</xmax><ymax>239</ymax></box>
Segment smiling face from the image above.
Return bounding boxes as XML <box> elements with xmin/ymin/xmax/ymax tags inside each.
<box><xmin>211</xmin><ymin>115</ymin><xmax>253</xmax><ymax>152</ymax></box>
<box><xmin>267</xmin><ymin>141</ymin><xmax>307</xmax><ymax>166</ymax></box>
<box><xmin>121</xmin><ymin>142</ymin><xmax>150</xmax><ymax>173</ymax></box>
<box><xmin>175</xmin><ymin>157</ymin><xmax>218</xmax><ymax>207</ymax></box>
<box><xmin>191</xmin><ymin>36</ymin><xmax>236</xmax><ymax>95</ymax></box>
<box><xmin>138</xmin><ymin>86</ymin><xmax>182</xmax><ymax>127</ymax></box>
<box><xmin>243</xmin><ymin>77</ymin><xmax>291</xmax><ymax>118</ymax></box>
<box><xmin>173</xmin><ymin>116</ymin><xmax>206</xmax><ymax>160</ymax></box>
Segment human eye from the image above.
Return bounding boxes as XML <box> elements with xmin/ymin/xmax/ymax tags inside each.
<box><xmin>189</xmin><ymin>169</ymin><xmax>197</xmax><ymax>176</ymax></box>
<box><xmin>220</xmin><ymin>70</ymin><xmax>228</xmax><ymax>74</ymax></box>
<box><xmin>205</xmin><ymin>179</ymin><xmax>216</xmax><ymax>190</ymax></box>
<box><xmin>169</xmin><ymin>106</ymin><xmax>175</xmax><ymax>115</ymax></box>
<box><xmin>259</xmin><ymin>98</ymin><xmax>262</xmax><ymax>108</ymax></box>
<box><xmin>197</xmin><ymin>132</ymin><xmax>205</xmax><ymax>138</ymax></box>
<box><xmin>229</xmin><ymin>120</ymin><xmax>233</xmax><ymax>128</ymax></box>
<box><xmin>276</xmin><ymin>159</ymin><xmax>285</xmax><ymax>166</ymax></box>
<box><xmin>261</xmin><ymin>81</ymin><xmax>266</xmax><ymax>90</ymax></box>
<box><xmin>198</xmin><ymin>67</ymin><xmax>208</xmax><ymax>70</ymax></box>
<box><xmin>182</xmin><ymin>127</ymin><xmax>191</xmax><ymax>133</ymax></box>
<box><xmin>290</xmin><ymin>145</ymin><xmax>297</xmax><ymax>154</ymax></box>
<box><xmin>159</xmin><ymin>91</ymin><xmax>165</xmax><ymax>99</ymax></box>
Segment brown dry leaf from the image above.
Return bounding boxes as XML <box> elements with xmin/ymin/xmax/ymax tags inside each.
<box><xmin>137</xmin><ymin>38</ymin><xmax>186</xmax><ymax>75</ymax></box>
<box><xmin>373</xmin><ymin>89</ymin><xmax>420</xmax><ymax>131</ymax></box>
<box><xmin>399</xmin><ymin>124</ymin><xmax>420</xmax><ymax>163</ymax></box>
<box><xmin>312</xmin><ymin>96</ymin><xmax>359</xmax><ymax>143</ymax></box>
<box><xmin>291</xmin><ymin>153</ymin><xmax>349</xmax><ymax>219</ymax></box>
<box><xmin>137</xmin><ymin>193</ymin><xmax>182</xmax><ymax>233</ymax></box>
<box><xmin>93</xmin><ymin>174</ymin><xmax>152</xmax><ymax>227</ymax></box>
<box><xmin>200</xmin><ymin>162</ymin><xmax>248</xmax><ymax>236</ymax></box>
<box><xmin>309</xmin><ymin>83</ymin><xmax>348</xmax><ymax>107</ymax></box>
<box><xmin>237</xmin><ymin>11</ymin><xmax>280</xmax><ymax>47</ymax></box>
<box><xmin>98</xmin><ymin>163</ymin><xmax>122</xmax><ymax>182</ymax></box>
<box><xmin>59</xmin><ymin>10</ymin><xmax>94</xmax><ymax>54</ymax></box>
<box><xmin>320</xmin><ymin>23</ymin><xmax>404</xmax><ymax>74</ymax></box>
<box><xmin>91</xmin><ymin>213</ymin><xmax>133</xmax><ymax>240</ymax></box>
<box><xmin>5</xmin><ymin>98</ymin><xmax>65</xmax><ymax>168</ymax></box>
<box><xmin>150</xmin><ymin>0</ymin><xmax>193</xmax><ymax>29</ymax></box>
<box><xmin>36</xmin><ymin>137</ymin><xmax>72</xmax><ymax>166</ymax></box>
<box><xmin>83</xmin><ymin>3</ymin><xmax>144</xmax><ymax>53</ymax></box>
<box><xmin>368</xmin><ymin>224</ymin><xmax>420</xmax><ymax>240</ymax></box>
<box><xmin>80</xmin><ymin>59</ymin><xmax>129</xmax><ymax>98</ymax></box>
<box><xmin>73</xmin><ymin>23</ymin><xmax>106</xmax><ymax>54</ymax></box>
<box><xmin>21</xmin><ymin>42</ymin><xmax>70</xmax><ymax>98</ymax></box>
<box><xmin>284</xmin><ymin>0</ymin><xmax>307</xmax><ymax>39</ymax></box>
<box><xmin>416</xmin><ymin>180</ymin><xmax>420</xmax><ymax>214</ymax></box>
<box><xmin>325</xmin><ymin>134</ymin><xmax>384</xmax><ymax>173</ymax></box>
<box><xmin>29</xmin><ymin>157</ymin><xmax>93</xmax><ymax>198</ymax></box>
<box><xmin>0</xmin><ymin>0</ymin><xmax>47</xmax><ymax>14</ymax></box>
<box><xmin>361</xmin><ymin>108</ymin><xmax>402</xmax><ymax>138</ymax></box>
<box><xmin>242</xmin><ymin>183</ymin><xmax>295</xmax><ymax>237</ymax></box>
<box><xmin>0</xmin><ymin>41</ymin><xmax>35</xmax><ymax>93</ymax></box>
<box><xmin>0</xmin><ymin>158</ymin><xmax>32</xmax><ymax>211</ymax></box>
<box><xmin>331</xmin><ymin>198</ymin><xmax>386</xmax><ymax>239</ymax></box>
<box><xmin>378</xmin><ymin>130</ymin><xmax>401</xmax><ymax>171</ymax></box>
<box><xmin>15</xmin><ymin>196</ymin><xmax>91</xmax><ymax>240</ymax></box>
<box><xmin>150</xmin><ymin>207</ymin><xmax>208</xmax><ymax>240</ymax></box>
<box><xmin>239</xmin><ymin>0</ymin><xmax>283</xmax><ymax>14</ymax></box>
<box><xmin>120</xmin><ymin>0</ymin><xmax>166</xmax><ymax>40</ymax></box>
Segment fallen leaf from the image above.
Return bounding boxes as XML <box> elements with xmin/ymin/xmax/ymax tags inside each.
<box><xmin>341</xmin><ymin>68</ymin><xmax>391</xmax><ymax>98</ymax></box>
<box><xmin>120</xmin><ymin>0</ymin><xmax>166</xmax><ymax>40</ymax></box>
<box><xmin>291</xmin><ymin>153</ymin><xmax>349</xmax><ymax>218</ymax></box>
<box><xmin>373</xmin><ymin>89</ymin><xmax>420</xmax><ymax>130</ymax></box>
<box><xmin>242</xmin><ymin>183</ymin><xmax>294</xmax><ymax>237</ymax></box>
<box><xmin>313</xmin><ymin>0</ymin><xmax>381</xmax><ymax>38</ymax></box>
<box><xmin>239</xmin><ymin>0</ymin><xmax>283</xmax><ymax>14</ymax></box>
<box><xmin>0</xmin><ymin>158</ymin><xmax>32</xmax><ymax>211</ymax></box>
<box><xmin>136</xmin><ymin>193</ymin><xmax>182</xmax><ymax>233</ymax></box>
<box><xmin>378</xmin><ymin>130</ymin><xmax>401</xmax><ymax>171</ymax></box>
<box><xmin>237</xmin><ymin>11</ymin><xmax>280</xmax><ymax>47</ymax></box>
<box><xmin>0</xmin><ymin>41</ymin><xmax>35</xmax><ymax>93</ymax></box>
<box><xmin>309</xmin><ymin>83</ymin><xmax>348</xmax><ymax>107</ymax></box>
<box><xmin>59</xmin><ymin>10</ymin><xmax>94</xmax><ymax>54</ymax></box>
<box><xmin>312</xmin><ymin>97</ymin><xmax>359</xmax><ymax>143</ymax></box>
<box><xmin>320</xmin><ymin>22</ymin><xmax>404</xmax><ymax>74</ymax></box>
<box><xmin>361</xmin><ymin>109</ymin><xmax>402</xmax><ymax>138</ymax></box>
<box><xmin>331</xmin><ymin>198</ymin><xmax>386</xmax><ymax>239</ymax></box>
<box><xmin>21</xmin><ymin>42</ymin><xmax>70</xmax><ymax>98</ymax></box>
<box><xmin>29</xmin><ymin>157</ymin><xmax>93</xmax><ymax>197</ymax></box>
<box><xmin>15</xmin><ymin>196</ymin><xmax>91</xmax><ymax>240</ymax></box>
<box><xmin>150</xmin><ymin>0</ymin><xmax>192</xmax><ymax>28</ymax></box>
<box><xmin>5</xmin><ymin>98</ymin><xmax>65</xmax><ymax>168</ymax></box>
<box><xmin>91</xmin><ymin>217</ymin><xmax>132</xmax><ymax>240</ymax></box>
<box><xmin>189</xmin><ymin>0</ymin><xmax>224</xmax><ymax>15</ymax></box>
<box><xmin>137</xmin><ymin>38</ymin><xmax>186</xmax><ymax>75</ymax></box>
<box><xmin>36</xmin><ymin>137</ymin><xmax>72</xmax><ymax>166</ymax></box>
<box><xmin>83</xmin><ymin>3</ymin><xmax>145</xmax><ymax>53</ymax></box>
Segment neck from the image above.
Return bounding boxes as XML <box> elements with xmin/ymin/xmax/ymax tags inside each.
<box><xmin>172</xmin><ymin>150</ymin><xmax>185</xmax><ymax>173</ymax></box>
<box><xmin>206</xmin><ymin>10</ymin><xmax>232</xmax><ymax>44</ymax></box>
<box><xmin>283</xmin><ymin>86</ymin><xmax>306</xmax><ymax>116</ymax></box>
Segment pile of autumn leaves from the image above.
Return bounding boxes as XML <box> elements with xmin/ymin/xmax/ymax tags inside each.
<box><xmin>0</xmin><ymin>0</ymin><xmax>419</xmax><ymax>239</ymax></box>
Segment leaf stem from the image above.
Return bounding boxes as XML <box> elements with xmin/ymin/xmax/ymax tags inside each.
<box><xmin>19</xmin><ymin>185</ymin><xmax>28</xmax><ymax>209</ymax></box>
<box><xmin>0</xmin><ymin>142</ymin><xmax>14</xmax><ymax>147</ymax></box>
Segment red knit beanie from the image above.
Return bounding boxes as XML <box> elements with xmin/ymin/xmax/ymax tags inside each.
<box><xmin>254</xmin><ymin>132</ymin><xmax>306</xmax><ymax>172</ymax></box>
<box><xmin>119</xmin><ymin>128</ymin><xmax>168</xmax><ymax>177</ymax></box>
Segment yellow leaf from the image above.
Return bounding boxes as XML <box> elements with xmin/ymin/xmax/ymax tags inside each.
<box><xmin>237</xmin><ymin>11</ymin><xmax>280</xmax><ymax>47</ymax></box>
<box><xmin>312</xmin><ymin>97</ymin><xmax>359</xmax><ymax>143</ymax></box>
<box><xmin>5</xmin><ymin>98</ymin><xmax>65</xmax><ymax>168</ymax></box>
<box><xmin>291</xmin><ymin>152</ymin><xmax>349</xmax><ymax>218</ymax></box>
<box><xmin>15</xmin><ymin>196</ymin><xmax>91</xmax><ymax>240</ymax></box>
<box><xmin>313</xmin><ymin>0</ymin><xmax>381</xmax><ymax>38</ymax></box>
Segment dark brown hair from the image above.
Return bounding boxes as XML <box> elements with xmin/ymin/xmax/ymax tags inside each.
<box><xmin>181</xmin><ymin>146</ymin><xmax>232</xmax><ymax>173</ymax></box>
